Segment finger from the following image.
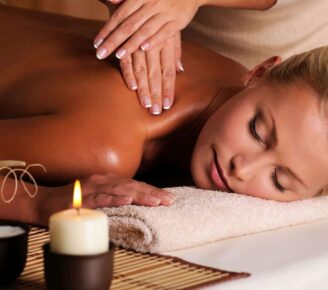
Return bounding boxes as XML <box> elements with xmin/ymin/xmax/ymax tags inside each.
<box><xmin>120</xmin><ymin>55</ymin><xmax>138</xmax><ymax>91</ymax></box>
<box><xmin>115</xmin><ymin>15</ymin><xmax>168</xmax><ymax>59</ymax></box>
<box><xmin>146</xmin><ymin>48</ymin><xmax>163</xmax><ymax>115</ymax></box>
<box><xmin>96</xmin><ymin>4</ymin><xmax>157</xmax><ymax>59</ymax></box>
<box><xmin>160</xmin><ymin>38</ymin><xmax>176</xmax><ymax>110</ymax></box>
<box><xmin>87</xmin><ymin>193</ymin><xmax>133</xmax><ymax>208</ymax></box>
<box><xmin>94</xmin><ymin>0</ymin><xmax>143</xmax><ymax>50</ymax></box>
<box><xmin>133</xmin><ymin>182</ymin><xmax>175</xmax><ymax>206</ymax></box>
<box><xmin>140</xmin><ymin>21</ymin><xmax>178</xmax><ymax>52</ymax></box>
<box><xmin>147</xmin><ymin>190</ymin><xmax>176</xmax><ymax>206</ymax></box>
<box><xmin>92</xmin><ymin>180</ymin><xmax>163</xmax><ymax>206</ymax></box>
<box><xmin>132</xmin><ymin>50</ymin><xmax>152</xmax><ymax>108</ymax></box>
<box><xmin>133</xmin><ymin>193</ymin><xmax>161</xmax><ymax>206</ymax></box>
<box><xmin>175</xmin><ymin>32</ymin><xmax>184</xmax><ymax>72</ymax></box>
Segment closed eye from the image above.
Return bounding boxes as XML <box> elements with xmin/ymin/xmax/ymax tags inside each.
<box><xmin>272</xmin><ymin>168</ymin><xmax>285</xmax><ymax>193</ymax></box>
<box><xmin>249</xmin><ymin>115</ymin><xmax>285</xmax><ymax>193</ymax></box>
<box><xmin>249</xmin><ymin>114</ymin><xmax>265</xmax><ymax>144</ymax></box>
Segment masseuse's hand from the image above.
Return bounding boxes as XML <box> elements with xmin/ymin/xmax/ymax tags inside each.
<box><xmin>37</xmin><ymin>173</ymin><xmax>175</xmax><ymax>225</ymax></box>
<box><xmin>119</xmin><ymin>33</ymin><xmax>182</xmax><ymax>114</ymax></box>
<box><xmin>94</xmin><ymin>0</ymin><xmax>199</xmax><ymax>60</ymax></box>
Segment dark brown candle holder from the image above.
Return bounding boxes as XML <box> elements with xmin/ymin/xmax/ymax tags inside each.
<box><xmin>43</xmin><ymin>242</ymin><xmax>114</xmax><ymax>290</ymax></box>
<box><xmin>0</xmin><ymin>220</ymin><xmax>29</xmax><ymax>287</ymax></box>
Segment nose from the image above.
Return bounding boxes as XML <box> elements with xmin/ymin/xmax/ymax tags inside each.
<box><xmin>230</xmin><ymin>153</ymin><xmax>273</xmax><ymax>181</ymax></box>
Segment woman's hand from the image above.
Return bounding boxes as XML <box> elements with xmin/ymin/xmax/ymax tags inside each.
<box><xmin>81</xmin><ymin>173</ymin><xmax>175</xmax><ymax>207</ymax></box>
<box><xmin>36</xmin><ymin>173</ymin><xmax>175</xmax><ymax>226</ymax></box>
<box><xmin>120</xmin><ymin>33</ymin><xmax>183</xmax><ymax>114</ymax></box>
<box><xmin>94</xmin><ymin>0</ymin><xmax>199</xmax><ymax>60</ymax></box>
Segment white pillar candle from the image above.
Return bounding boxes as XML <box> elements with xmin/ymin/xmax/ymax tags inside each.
<box><xmin>49</xmin><ymin>208</ymin><xmax>108</xmax><ymax>255</ymax></box>
<box><xmin>0</xmin><ymin>226</ymin><xmax>25</xmax><ymax>238</ymax></box>
<box><xmin>49</xmin><ymin>180</ymin><xmax>109</xmax><ymax>255</ymax></box>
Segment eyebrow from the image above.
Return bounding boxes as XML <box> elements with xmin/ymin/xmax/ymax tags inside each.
<box><xmin>264</xmin><ymin>106</ymin><xmax>308</xmax><ymax>189</ymax></box>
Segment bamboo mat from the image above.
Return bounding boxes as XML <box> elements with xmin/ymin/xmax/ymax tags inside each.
<box><xmin>6</xmin><ymin>227</ymin><xmax>250</xmax><ymax>290</ymax></box>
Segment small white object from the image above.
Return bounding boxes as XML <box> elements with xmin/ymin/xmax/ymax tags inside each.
<box><xmin>0</xmin><ymin>226</ymin><xmax>25</xmax><ymax>238</ymax></box>
<box><xmin>49</xmin><ymin>208</ymin><xmax>109</xmax><ymax>255</ymax></box>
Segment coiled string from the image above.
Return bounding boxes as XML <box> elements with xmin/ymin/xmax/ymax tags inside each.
<box><xmin>0</xmin><ymin>160</ymin><xmax>46</xmax><ymax>203</ymax></box>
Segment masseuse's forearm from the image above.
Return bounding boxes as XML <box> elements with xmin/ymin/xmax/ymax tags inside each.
<box><xmin>198</xmin><ymin>0</ymin><xmax>277</xmax><ymax>10</ymax></box>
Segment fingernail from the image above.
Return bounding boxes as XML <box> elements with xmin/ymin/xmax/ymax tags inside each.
<box><xmin>151</xmin><ymin>104</ymin><xmax>161</xmax><ymax>115</ymax></box>
<box><xmin>177</xmin><ymin>60</ymin><xmax>184</xmax><ymax>72</ymax></box>
<box><xmin>161</xmin><ymin>195</ymin><xmax>175</xmax><ymax>204</ymax></box>
<box><xmin>141</xmin><ymin>42</ymin><xmax>151</xmax><ymax>51</ymax></box>
<box><xmin>163</xmin><ymin>98</ymin><xmax>171</xmax><ymax>110</ymax></box>
<box><xmin>94</xmin><ymin>38</ymin><xmax>104</xmax><ymax>49</ymax></box>
<box><xmin>116</xmin><ymin>48</ymin><xmax>127</xmax><ymax>59</ymax></box>
<box><xmin>96</xmin><ymin>47</ymin><xmax>108</xmax><ymax>60</ymax></box>
<box><xmin>143</xmin><ymin>96</ymin><xmax>152</xmax><ymax>108</ymax></box>
<box><xmin>148</xmin><ymin>196</ymin><xmax>161</xmax><ymax>205</ymax></box>
<box><xmin>130</xmin><ymin>81</ymin><xmax>138</xmax><ymax>90</ymax></box>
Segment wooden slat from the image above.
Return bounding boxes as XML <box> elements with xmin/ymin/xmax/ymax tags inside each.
<box><xmin>4</xmin><ymin>227</ymin><xmax>249</xmax><ymax>290</ymax></box>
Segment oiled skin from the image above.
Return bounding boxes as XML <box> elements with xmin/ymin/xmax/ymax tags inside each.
<box><xmin>0</xmin><ymin>4</ymin><xmax>247</xmax><ymax>185</ymax></box>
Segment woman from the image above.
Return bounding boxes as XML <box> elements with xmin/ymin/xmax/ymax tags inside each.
<box><xmin>0</xmin><ymin>5</ymin><xmax>327</xmax><ymax>226</ymax></box>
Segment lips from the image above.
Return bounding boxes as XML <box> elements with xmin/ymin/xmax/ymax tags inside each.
<box><xmin>210</xmin><ymin>147</ymin><xmax>232</xmax><ymax>192</ymax></box>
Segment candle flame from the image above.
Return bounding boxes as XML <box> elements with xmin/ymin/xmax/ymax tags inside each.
<box><xmin>73</xmin><ymin>180</ymin><xmax>82</xmax><ymax>209</ymax></box>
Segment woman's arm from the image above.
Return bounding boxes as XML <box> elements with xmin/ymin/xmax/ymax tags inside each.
<box><xmin>0</xmin><ymin>175</ymin><xmax>45</xmax><ymax>224</ymax></box>
<box><xmin>94</xmin><ymin>0</ymin><xmax>277</xmax><ymax>115</ymax></box>
<box><xmin>107</xmin><ymin>0</ymin><xmax>276</xmax><ymax>10</ymax></box>
<box><xmin>199</xmin><ymin>0</ymin><xmax>277</xmax><ymax>10</ymax></box>
<box><xmin>0</xmin><ymin>173</ymin><xmax>175</xmax><ymax>226</ymax></box>
<box><xmin>94</xmin><ymin>0</ymin><xmax>278</xmax><ymax>60</ymax></box>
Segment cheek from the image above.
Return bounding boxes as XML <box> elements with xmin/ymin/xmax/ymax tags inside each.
<box><xmin>236</xmin><ymin>175</ymin><xmax>269</xmax><ymax>195</ymax></box>
<box><xmin>237</xmin><ymin>176</ymin><xmax>297</xmax><ymax>202</ymax></box>
<box><xmin>214</xmin><ymin>104</ymin><xmax>251</xmax><ymax>151</ymax></box>
<box><xmin>238</xmin><ymin>177</ymin><xmax>280</xmax><ymax>200</ymax></box>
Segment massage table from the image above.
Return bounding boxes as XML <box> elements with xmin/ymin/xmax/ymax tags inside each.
<box><xmin>167</xmin><ymin>218</ymin><xmax>328</xmax><ymax>289</ymax></box>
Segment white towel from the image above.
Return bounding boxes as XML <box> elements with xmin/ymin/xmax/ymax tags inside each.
<box><xmin>100</xmin><ymin>187</ymin><xmax>328</xmax><ymax>253</ymax></box>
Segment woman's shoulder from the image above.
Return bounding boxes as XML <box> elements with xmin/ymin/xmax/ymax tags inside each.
<box><xmin>182</xmin><ymin>41</ymin><xmax>247</xmax><ymax>85</ymax></box>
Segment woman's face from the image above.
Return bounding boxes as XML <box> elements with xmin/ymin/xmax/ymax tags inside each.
<box><xmin>191</xmin><ymin>80</ymin><xmax>328</xmax><ymax>201</ymax></box>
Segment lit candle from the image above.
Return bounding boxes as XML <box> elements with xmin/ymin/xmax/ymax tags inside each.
<box><xmin>0</xmin><ymin>226</ymin><xmax>25</xmax><ymax>238</ymax></box>
<box><xmin>49</xmin><ymin>180</ymin><xmax>109</xmax><ymax>255</ymax></box>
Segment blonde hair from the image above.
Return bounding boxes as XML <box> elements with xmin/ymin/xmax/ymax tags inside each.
<box><xmin>265</xmin><ymin>46</ymin><xmax>328</xmax><ymax>197</ymax></box>
<box><xmin>265</xmin><ymin>46</ymin><xmax>328</xmax><ymax>116</ymax></box>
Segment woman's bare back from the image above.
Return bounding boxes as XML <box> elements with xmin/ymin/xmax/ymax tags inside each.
<box><xmin>0</xmin><ymin>4</ymin><xmax>247</xmax><ymax>185</ymax></box>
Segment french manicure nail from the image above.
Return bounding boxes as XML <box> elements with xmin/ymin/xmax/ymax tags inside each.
<box><xmin>143</xmin><ymin>96</ymin><xmax>152</xmax><ymax>108</ymax></box>
<box><xmin>130</xmin><ymin>81</ymin><xmax>138</xmax><ymax>90</ymax></box>
<box><xmin>163</xmin><ymin>98</ymin><xmax>171</xmax><ymax>110</ymax></box>
<box><xmin>177</xmin><ymin>60</ymin><xmax>184</xmax><ymax>72</ymax></box>
<box><xmin>116</xmin><ymin>48</ymin><xmax>127</xmax><ymax>59</ymax></box>
<box><xmin>94</xmin><ymin>38</ymin><xmax>104</xmax><ymax>49</ymax></box>
<box><xmin>149</xmin><ymin>196</ymin><xmax>161</xmax><ymax>205</ymax></box>
<box><xmin>151</xmin><ymin>104</ymin><xmax>161</xmax><ymax>115</ymax></box>
<box><xmin>96</xmin><ymin>47</ymin><xmax>108</xmax><ymax>60</ymax></box>
<box><xmin>141</xmin><ymin>42</ymin><xmax>151</xmax><ymax>51</ymax></box>
<box><xmin>161</xmin><ymin>195</ymin><xmax>175</xmax><ymax>204</ymax></box>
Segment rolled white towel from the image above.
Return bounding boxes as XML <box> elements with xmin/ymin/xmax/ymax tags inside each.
<box><xmin>100</xmin><ymin>187</ymin><xmax>328</xmax><ymax>253</ymax></box>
